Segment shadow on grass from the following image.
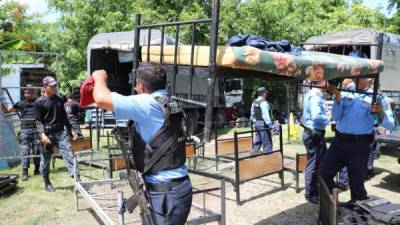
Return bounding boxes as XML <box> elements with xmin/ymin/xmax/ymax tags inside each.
<box><xmin>254</xmin><ymin>202</ymin><xmax>318</xmax><ymax>225</ymax></box>
<box><xmin>239</xmin><ymin>184</ymin><xmax>290</xmax><ymax>206</ymax></box>
<box><xmin>378</xmin><ymin>145</ymin><xmax>399</xmax><ymax>158</ymax></box>
<box><xmin>88</xmin><ymin>208</ymin><xmax>106</xmax><ymax>225</ymax></box>
<box><xmin>372</xmin><ymin>168</ymin><xmax>400</xmax><ymax>193</ymax></box>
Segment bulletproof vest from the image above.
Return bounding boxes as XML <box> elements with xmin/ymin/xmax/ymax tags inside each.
<box><xmin>19</xmin><ymin>100</ymin><xmax>36</xmax><ymax>129</ymax></box>
<box><xmin>355</xmin><ymin>196</ymin><xmax>400</xmax><ymax>224</ymax></box>
<box><xmin>253</xmin><ymin>99</ymin><xmax>263</xmax><ymax>121</ymax></box>
<box><xmin>129</xmin><ymin>95</ymin><xmax>187</xmax><ymax>175</ymax></box>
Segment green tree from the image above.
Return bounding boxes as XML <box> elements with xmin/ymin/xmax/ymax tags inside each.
<box><xmin>0</xmin><ymin>1</ymin><xmax>43</xmax><ymax>50</ymax></box>
<box><xmin>388</xmin><ymin>0</ymin><xmax>400</xmax><ymax>13</ymax></box>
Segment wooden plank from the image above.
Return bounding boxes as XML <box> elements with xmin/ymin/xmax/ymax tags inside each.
<box><xmin>297</xmin><ymin>154</ymin><xmax>308</xmax><ymax>172</ymax></box>
<box><xmin>111</xmin><ymin>156</ymin><xmax>127</xmax><ymax>170</ymax></box>
<box><xmin>238</xmin><ymin>151</ymin><xmax>282</xmax><ymax>181</ymax></box>
<box><xmin>185</xmin><ymin>144</ymin><xmax>195</xmax><ymax>157</ymax></box>
<box><xmin>53</xmin><ymin>138</ymin><xmax>92</xmax><ymax>154</ymax></box>
<box><xmin>217</xmin><ymin>136</ymin><xmax>252</xmax><ymax>155</ymax></box>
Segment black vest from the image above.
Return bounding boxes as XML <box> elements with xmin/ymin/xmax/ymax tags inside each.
<box><xmin>253</xmin><ymin>99</ymin><xmax>263</xmax><ymax>121</ymax></box>
<box><xmin>129</xmin><ymin>96</ymin><xmax>187</xmax><ymax>175</ymax></box>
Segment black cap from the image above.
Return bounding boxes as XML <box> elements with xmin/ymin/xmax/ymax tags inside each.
<box><xmin>42</xmin><ymin>76</ymin><xmax>58</xmax><ymax>86</ymax></box>
<box><xmin>257</xmin><ymin>87</ymin><xmax>267</xmax><ymax>95</ymax></box>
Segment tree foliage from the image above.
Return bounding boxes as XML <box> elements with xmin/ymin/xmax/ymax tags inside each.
<box><xmin>0</xmin><ymin>1</ymin><xmax>44</xmax><ymax>51</ymax></box>
<box><xmin>41</xmin><ymin>0</ymin><xmax>398</xmax><ymax>93</ymax></box>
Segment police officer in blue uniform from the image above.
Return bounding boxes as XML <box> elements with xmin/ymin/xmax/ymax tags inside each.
<box><xmin>301</xmin><ymin>81</ymin><xmax>330</xmax><ymax>204</ymax></box>
<box><xmin>251</xmin><ymin>87</ymin><xmax>273</xmax><ymax>153</ymax></box>
<box><xmin>321</xmin><ymin>78</ymin><xmax>395</xmax><ymax>203</ymax></box>
<box><xmin>92</xmin><ymin>62</ymin><xmax>192</xmax><ymax>225</ymax></box>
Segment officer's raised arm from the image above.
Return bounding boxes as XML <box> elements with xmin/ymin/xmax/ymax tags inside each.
<box><xmin>92</xmin><ymin>70</ymin><xmax>114</xmax><ymax>112</ymax></box>
<box><xmin>374</xmin><ymin>97</ymin><xmax>396</xmax><ymax>130</ymax></box>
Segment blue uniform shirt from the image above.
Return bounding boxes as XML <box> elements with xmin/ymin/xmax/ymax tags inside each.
<box><xmin>250</xmin><ymin>97</ymin><xmax>272</xmax><ymax>126</ymax></box>
<box><xmin>333</xmin><ymin>88</ymin><xmax>395</xmax><ymax>135</ymax></box>
<box><xmin>302</xmin><ymin>88</ymin><xmax>330</xmax><ymax>130</ymax></box>
<box><xmin>111</xmin><ymin>89</ymin><xmax>188</xmax><ymax>184</ymax></box>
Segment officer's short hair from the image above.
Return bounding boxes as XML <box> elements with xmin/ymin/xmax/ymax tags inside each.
<box><xmin>136</xmin><ymin>62</ymin><xmax>167</xmax><ymax>92</ymax></box>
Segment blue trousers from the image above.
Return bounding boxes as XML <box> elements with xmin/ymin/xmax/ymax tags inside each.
<box><xmin>302</xmin><ymin>130</ymin><xmax>327</xmax><ymax>198</ymax></box>
<box><xmin>338</xmin><ymin>139</ymin><xmax>377</xmax><ymax>186</ymax></box>
<box><xmin>20</xmin><ymin>128</ymin><xmax>40</xmax><ymax>169</ymax></box>
<box><xmin>253</xmin><ymin>121</ymin><xmax>272</xmax><ymax>153</ymax></box>
<box><xmin>148</xmin><ymin>179</ymin><xmax>192</xmax><ymax>225</ymax></box>
<box><xmin>70</xmin><ymin>120</ymin><xmax>83</xmax><ymax>138</ymax></box>
<box><xmin>338</xmin><ymin>167</ymin><xmax>349</xmax><ymax>185</ymax></box>
<box><xmin>40</xmin><ymin>129</ymin><xmax>79</xmax><ymax>177</ymax></box>
<box><xmin>320</xmin><ymin>137</ymin><xmax>371</xmax><ymax>201</ymax></box>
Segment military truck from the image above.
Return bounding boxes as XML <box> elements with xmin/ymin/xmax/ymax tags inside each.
<box><xmin>87</xmin><ymin>30</ymin><xmax>225</xmax><ymax>133</ymax></box>
<box><xmin>304</xmin><ymin>28</ymin><xmax>400</xmax><ymax>102</ymax></box>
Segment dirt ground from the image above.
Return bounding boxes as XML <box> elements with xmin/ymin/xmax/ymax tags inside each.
<box><xmin>1</xmin><ymin>138</ymin><xmax>400</xmax><ymax>225</ymax></box>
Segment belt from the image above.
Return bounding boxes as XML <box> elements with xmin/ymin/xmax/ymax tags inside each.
<box><xmin>146</xmin><ymin>175</ymin><xmax>189</xmax><ymax>192</ymax></box>
<box><xmin>45</xmin><ymin>123</ymin><xmax>64</xmax><ymax>133</ymax></box>
<box><xmin>335</xmin><ymin>131</ymin><xmax>374</xmax><ymax>142</ymax></box>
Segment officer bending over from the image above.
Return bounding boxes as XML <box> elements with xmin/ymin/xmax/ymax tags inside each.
<box><xmin>320</xmin><ymin>78</ymin><xmax>395</xmax><ymax>204</ymax></box>
<box><xmin>35</xmin><ymin>76</ymin><xmax>80</xmax><ymax>192</ymax></box>
<box><xmin>2</xmin><ymin>86</ymin><xmax>40</xmax><ymax>181</ymax></box>
<box><xmin>301</xmin><ymin>81</ymin><xmax>330</xmax><ymax>204</ymax></box>
<box><xmin>251</xmin><ymin>87</ymin><xmax>273</xmax><ymax>153</ymax></box>
<box><xmin>92</xmin><ymin>62</ymin><xmax>192</xmax><ymax>225</ymax></box>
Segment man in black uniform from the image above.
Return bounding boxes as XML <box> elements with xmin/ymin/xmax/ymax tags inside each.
<box><xmin>2</xmin><ymin>86</ymin><xmax>40</xmax><ymax>181</ymax></box>
<box><xmin>64</xmin><ymin>95</ymin><xmax>82</xmax><ymax>138</ymax></box>
<box><xmin>35</xmin><ymin>76</ymin><xmax>79</xmax><ymax>192</ymax></box>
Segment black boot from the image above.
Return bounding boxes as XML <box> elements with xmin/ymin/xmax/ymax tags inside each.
<box><xmin>34</xmin><ymin>168</ymin><xmax>41</xmax><ymax>175</ymax></box>
<box><xmin>34</xmin><ymin>164</ymin><xmax>40</xmax><ymax>175</ymax></box>
<box><xmin>22</xmin><ymin>168</ymin><xmax>28</xmax><ymax>181</ymax></box>
<box><xmin>43</xmin><ymin>175</ymin><xmax>55</xmax><ymax>192</ymax></box>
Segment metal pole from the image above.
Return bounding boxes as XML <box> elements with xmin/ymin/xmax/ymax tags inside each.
<box><xmin>188</xmin><ymin>23</ymin><xmax>196</xmax><ymax>99</ymax></box>
<box><xmin>286</xmin><ymin>83</ymin><xmax>290</xmax><ymax>142</ymax></box>
<box><xmin>172</xmin><ymin>25</ymin><xmax>180</xmax><ymax>95</ymax></box>
<box><xmin>96</xmin><ymin>108</ymin><xmax>100</xmax><ymax>151</ymax></box>
<box><xmin>376</xmin><ymin>32</ymin><xmax>384</xmax><ymax>60</ymax></box>
<box><xmin>132</xmin><ymin>14</ymin><xmax>141</xmax><ymax>95</ymax></box>
<box><xmin>220</xmin><ymin>179</ymin><xmax>226</xmax><ymax>225</ymax></box>
<box><xmin>234</xmin><ymin>131</ymin><xmax>240</xmax><ymax>204</ymax></box>
<box><xmin>118</xmin><ymin>191</ymin><xmax>125</xmax><ymax>225</ymax></box>
<box><xmin>204</xmin><ymin>0</ymin><xmax>220</xmax><ymax>142</ymax></box>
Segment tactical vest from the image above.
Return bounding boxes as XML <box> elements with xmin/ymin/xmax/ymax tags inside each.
<box><xmin>253</xmin><ymin>99</ymin><xmax>263</xmax><ymax>121</ymax></box>
<box><xmin>129</xmin><ymin>95</ymin><xmax>187</xmax><ymax>175</ymax></box>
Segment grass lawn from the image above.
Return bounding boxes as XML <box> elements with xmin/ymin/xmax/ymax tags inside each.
<box><xmin>1</xmin><ymin>125</ymin><xmax>399</xmax><ymax>225</ymax></box>
<box><xmin>0</xmin><ymin>159</ymin><xmax>99</xmax><ymax>225</ymax></box>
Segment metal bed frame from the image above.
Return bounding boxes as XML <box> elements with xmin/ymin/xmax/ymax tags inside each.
<box><xmin>73</xmin><ymin>154</ymin><xmax>226</xmax><ymax>225</ymax></box>
<box><xmin>188</xmin><ymin>125</ymin><xmax>285</xmax><ymax>205</ymax></box>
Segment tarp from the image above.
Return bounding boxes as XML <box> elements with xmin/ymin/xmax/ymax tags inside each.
<box><xmin>303</xmin><ymin>28</ymin><xmax>400</xmax><ymax>91</ymax></box>
<box><xmin>87</xmin><ymin>30</ymin><xmax>176</xmax><ymax>52</ymax></box>
<box><xmin>304</xmin><ymin>28</ymin><xmax>400</xmax><ymax>49</ymax></box>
